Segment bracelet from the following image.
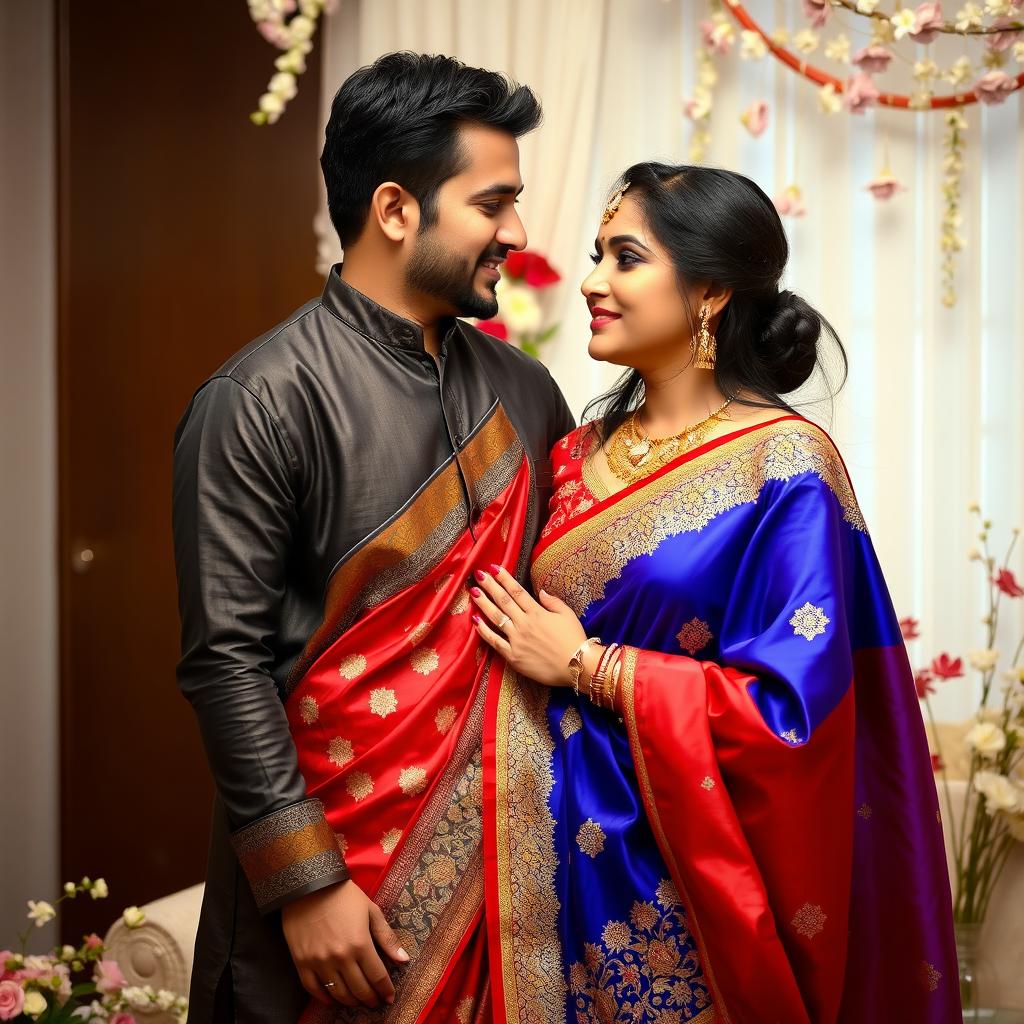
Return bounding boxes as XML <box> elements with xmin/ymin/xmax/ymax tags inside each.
<box><xmin>568</xmin><ymin>637</ymin><xmax>602</xmax><ymax>696</ymax></box>
<box><xmin>608</xmin><ymin>647</ymin><xmax>624</xmax><ymax>713</ymax></box>
<box><xmin>590</xmin><ymin>643</ymin><xmax>619</xmax><ymax>709</ymax></box>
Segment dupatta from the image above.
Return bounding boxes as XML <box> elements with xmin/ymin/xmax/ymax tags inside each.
<box><xmin>483</xmin><ymin>415</ymin><xmax>960</xmax><ymax>1024</ymax></box>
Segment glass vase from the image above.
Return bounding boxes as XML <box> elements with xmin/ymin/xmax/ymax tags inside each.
<box><xmin>955</xmin><ymin>921</ymin><xmax>997</xmax><ymax>1021</ymax></box>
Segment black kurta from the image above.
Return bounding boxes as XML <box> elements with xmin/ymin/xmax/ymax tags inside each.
<box><xmin>172</xmin><ymin>267</ymin><xmax>574</xmax><ymax>1023</ymax></box>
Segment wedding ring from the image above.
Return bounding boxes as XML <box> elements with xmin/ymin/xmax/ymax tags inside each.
<box><xmin>497</xmin><ymin>615</ymin><xmax>512</xmax><ymax>631</ymax></box>
<box><xmin>323</xmin><ymin>981</ymin><xmax>336</xmax><ymax>989</ymax></box>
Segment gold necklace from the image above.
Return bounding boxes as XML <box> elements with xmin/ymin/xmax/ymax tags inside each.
<box><xmin>606</xmin><ymin>398</ymin><xmax>733</xmax><ymax>484</ymax></box>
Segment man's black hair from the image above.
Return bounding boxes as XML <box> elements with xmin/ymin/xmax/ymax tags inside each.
<box><xmin>321</xmin><ymin>52</ymin><xmax>542</xmax><ymax>247</ymax></box>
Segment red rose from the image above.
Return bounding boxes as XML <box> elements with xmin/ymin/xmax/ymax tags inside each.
<box><xmin>475</xmin><ymin>319</ymin><xmax>509</xmax><ymax>341</ymax></box>
<box><xmin>914</xmin><ymin>669</ymin><xmax>935</xmax><ymax>699</ymax></box>
<box><xmin>899</xmin><ymin>616</ymin><xmax>920</xmax><ymax>640</ymax></box>
<box><xmin>504</xmin><ymin>250</ymin><xmax>561</xmax><ymax>288</ymax></box>
<box><xmin>930</xmin><ymin>653</ymin><xmax>964</xmax><ymax>680</ymax></box>
<box><xmin>993</xmin><ymin>568</ymin><xmax>1024</xmax><ymax>598</ymax></box>
<box><xmin>931</xmin><ymin>753</ymin><xmax>945</xmax><ymax>773</ymax></box>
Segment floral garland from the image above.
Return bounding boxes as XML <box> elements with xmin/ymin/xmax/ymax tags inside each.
<box><xmin>248</xmin><ymin>0</ymin><xmax>336</xmax><ymax>125</ymax></box>
<box><xmin>681</xmin><ymin>0</ymin><xmax>1024</xmax><ymax>306</ymax></box>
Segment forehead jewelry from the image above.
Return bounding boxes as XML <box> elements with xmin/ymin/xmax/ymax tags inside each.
<box><xmin>602</xmin><ymin>181</ymin><xmax>631</xmax><ymax>225</ymax></box>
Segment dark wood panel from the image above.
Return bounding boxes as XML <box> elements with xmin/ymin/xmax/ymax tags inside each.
<box><xmin>57</xmin><ymin>0</ymin><xmax>325</xmax><ymax>942</ymax></box>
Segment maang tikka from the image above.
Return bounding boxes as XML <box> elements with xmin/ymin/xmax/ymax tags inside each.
<box><xmin>602</xmin><ymin>181</ymin><xmax>631</xmax><ymax>225</ymax></box>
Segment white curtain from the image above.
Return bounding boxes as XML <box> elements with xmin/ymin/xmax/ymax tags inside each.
<box><xmin>316</xmin><ymin>0</ymin><xmax>1024</xmax><ymax>721</ymax></box>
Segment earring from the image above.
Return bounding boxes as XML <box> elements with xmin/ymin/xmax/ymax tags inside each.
<box><xmin>694</xmin><ymin>304</ymin><xmax>717</xmax><ymax>370</ymax></box>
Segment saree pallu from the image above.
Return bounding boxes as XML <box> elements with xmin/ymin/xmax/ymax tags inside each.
<box><xmin>288</xmin><ymin>406</ymin><xmax>538</xmax><ymax>1024</ymax></box>
<box><xmin>483</xmin><ymin>415</ymin><xmax>960</xmax><ymax>1024</ymax></box>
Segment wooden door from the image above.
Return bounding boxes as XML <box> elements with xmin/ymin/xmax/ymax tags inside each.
<box><xmin>57</xmin><ymin>0</ymin><xmax>325</xmax><ymax>942</ymax></box>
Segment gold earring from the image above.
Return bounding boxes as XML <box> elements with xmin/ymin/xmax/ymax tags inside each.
<box><xmin>694</xmin><ymin>304</ymin><xmax>717</xmax><ymax>370</ymax></box>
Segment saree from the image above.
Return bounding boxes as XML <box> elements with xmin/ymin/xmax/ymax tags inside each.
<box><xmin>285</xmin><ymin>404</ymin><xmax>541</xmax><ymax>1024</ymax></box>
<box><xmin>483</xmin><ymin>415</ymin><xmax>960</xmax><ymax>1024</ymax></box>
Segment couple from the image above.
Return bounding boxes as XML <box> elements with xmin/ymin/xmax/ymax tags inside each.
<box><xmin>173</xmin><ymin>52</ymin><xmax>959</xmax><ymax>1024</ymax></box>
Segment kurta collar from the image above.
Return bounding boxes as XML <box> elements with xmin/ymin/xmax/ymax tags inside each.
<box><xmin>321</xmin><ymin>264</ymin><xmax>459</xmax><ymax>354</ymax></box>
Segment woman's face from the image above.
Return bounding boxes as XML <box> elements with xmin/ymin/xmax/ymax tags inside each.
<box><xmin>581</xmin><ymin>194</ymin><xmax>706</xmax><ymax>373</ymax></box>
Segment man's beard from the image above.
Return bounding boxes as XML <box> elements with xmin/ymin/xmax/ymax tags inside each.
<box><xmin>405</xmin><ymin>228</ymin><xmax>503</xmax><ymax>320</ymax></box>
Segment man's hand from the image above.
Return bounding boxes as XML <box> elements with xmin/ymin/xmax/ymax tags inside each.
<box><xmin>282</xmin><ymin>879</ymin><xmax>409</xmax><ymax>1008</ymax></box>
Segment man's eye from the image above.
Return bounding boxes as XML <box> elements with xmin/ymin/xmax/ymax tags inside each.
<box><xmin>480</xmin><ymin>203</ymin><xmax>502</xmax><ymax>214</ymax></box>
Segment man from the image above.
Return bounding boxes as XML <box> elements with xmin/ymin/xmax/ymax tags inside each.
<box><xmin>173</xmin><ymin>52</ymin><xmax>573</xmax><ymax>1023</ymax></box>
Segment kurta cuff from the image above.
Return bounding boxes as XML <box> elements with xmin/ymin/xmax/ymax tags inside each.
<box><xmin>229</xmin><ymin>797</ymin><xmax>349</xmax><ymax>914</ymax></box>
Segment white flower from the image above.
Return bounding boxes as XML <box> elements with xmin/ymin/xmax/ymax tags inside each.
<box><xmin>818</xmin><ymin>83</ymin><xmax>843</xmax><ymax>114</ymax></box>
<box><xmin>908</xmin><ymin>90</ymin><xmax>934</xmax><ymax>110</ymax></box>
<box><xmin>945</xmin><ymin>57</ymin><xmax>973</xmax><ymax>87</ymax></box>
<box><xmin>770</xmin><ymin>27</ymin><xmax>790</xmax><ymax>45</ymax></box>
<box><xmin>974</xmin><ymin>771</ymin><xmax>1023</xmax><ymax>813</ymax></box>
<box><xmin>891</xmin><ymin>8</ymin><xmax>918</xmax><ymax>38</ymax></box>
<box><xmin>27</xmin><ymin>899</ymin><xmax>56</xmax><ymax>927</ymax></box>
<box><xmin>258</xmin><ymin>92</ymin><xmax>285</xmax><ymax>115</ymax></box>
<box><xmin>955</xmin><ymin>3</ymin><xmax>984</xmax><ymax>29</ymax></box>
<box><xmin>740</xmin><ymin>30</ymin><xmax>768</xmax><ymax>59</ymax></box>
<box><xmin>965</xmin><ymin>721</ymin><xmax>1007</xmax><ymax>755</ymax></box>
<box><xmin>64</xmin><ymin>881</ymin><xmax>76</xmax><ymax>895</ymax></box>
<box><xmin>287</xmin><ymin>14</ymin><xmax>315</xmax><ymax>41</ymax></box>
<box><xmin>825</xmin><ymin>34</ymin><xmax>851</xmax><ymax>62</ymax></box>
<box><xmin>793</xmin><ymin>29</ymin><xmax>820</xmax><ymax>53</ymax></box>
<box><xmin>122</xmin><ymin>905</ymin><xmax>146</xmax><ymax>928</ymax></box>
<box><xmin>857</xmin><ymin>0</ymin><xmax>880</xmax><ymax>10</ymax></box>
<box><xmin>268</xmin><ymin>71</ymin><xmax>297</xmax><ymax>100</ymax></box>
<box><xmin>969</xmin><ymin>648</ymin><xmax>1000</xmax><ymax>672</ymax></box>
<box><xmin>157</xmin><ymin>990</ymin><xmax>177</xmax><ymax>1010</ymax></box>
<box><xmin>914</xmin><ymin>58</ymin><xmax>940</xmax><ymax>81</ymax></box>
<box><xmin>60</xmin><ymin>945</ymin><xmax>76</xmax><ymax>960</ymax></box>
<box><xmin>710</xmin><ymin>21</ymin><xmax>736</xmax><ymax>50</ymax></box>
<box><xmin>1014</xmin><ymin>41</ymin><xmax>1024</xmax><ymax>63</ymax></box>
<box><xmin>274</xmin><ymin>48</ymin><xmax>307</xmax><ymax>74</ymax></box>
<box><xmin>497</xmin><ymin>282</ymin><xmax>543</xmax><ymax>334</ymax></box>
<box><xmin>985</xmin><ymin>0</ymin><xmax>1014</xmax><ymax>14</ymax></box>
<box><xmin>872</xmin><ymin>18</ymin><xmax>895</xmax><ymax>42</ymax></box>
<box><xmin>23</xmin><ymin>990</ymin><xmax>48</xmax><ymax>1018</ymax></box>
<box><xmin>90</xmin><ymin>877</ymin><xmax>108</xmax><ymax>899</ymax></box>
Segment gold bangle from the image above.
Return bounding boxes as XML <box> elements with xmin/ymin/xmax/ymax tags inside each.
<box><xmin>590</xmin><ymin>643</ymin><xmax>619</xmax><ymax>708</ymax></box>
<box><xmin>608</xmin><ymin>648</ymin><xmax>624</xmax><ymax>712</ymax></box>
<box><xmin>568</xmin><ymin>637</ymin><xmax>602</xmax><ymax>696</ymax></box>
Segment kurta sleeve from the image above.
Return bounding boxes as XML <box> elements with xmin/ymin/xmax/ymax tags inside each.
<box><xmin>173</xmin><ymin>375</ymin><xmax>349</xmax><ymax>913</ymax></box>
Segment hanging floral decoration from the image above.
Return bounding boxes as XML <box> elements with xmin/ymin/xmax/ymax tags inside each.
<box><xmin>248</xmin><ymin>0</ymin><xmax>336</xmax><ymax>125</ymax></box>
<box><xmin>684</xmin><ymin>0</ymin><xmax>1024</xmax><ymax>306</ymax></box>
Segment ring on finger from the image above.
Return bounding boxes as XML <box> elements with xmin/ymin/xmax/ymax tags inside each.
<box><xmin>323</xmin><ymin>981</ymin><xmax>336</xmax><ymax>989</ymax></box>
<box><xmin>497</xmin><ymin>614</ymin><xmax>512</xmax><ymax>631</ymax></box>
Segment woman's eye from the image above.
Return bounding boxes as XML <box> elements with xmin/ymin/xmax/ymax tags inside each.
<box><xmin>588</xmin><ymin>251</ymin><xmax>601</xmax><ymax>265</ymax></box>
<box><xmin>617</xmin><ymin>250</ymin><xmax>641</xmax><ymax>267</ymax></box>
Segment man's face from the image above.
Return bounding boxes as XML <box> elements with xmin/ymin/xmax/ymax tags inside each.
<box><xmin>405</xmin><ymin>123</ymin><xmax>528</xmax><ymax>320</ymax></box>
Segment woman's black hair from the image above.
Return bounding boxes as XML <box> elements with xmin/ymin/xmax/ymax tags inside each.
<box><xmin>584</xmin><ymin>163</ymin><xmax>847</xmax><ymax>443</ymax></box>
<box><xmin>321</xmin><ymin>52</ymin><xmax>542</xmax><ymax>247</ymax></box>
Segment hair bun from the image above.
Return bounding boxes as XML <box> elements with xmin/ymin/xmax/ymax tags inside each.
<box><xmin>758</xmin><ymin>290</ymin><xmax>821</xmax><ymax>393</ymax></box>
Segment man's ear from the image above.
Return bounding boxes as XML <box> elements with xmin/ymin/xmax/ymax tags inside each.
<box><xmin>368</xmin><ymin>182</ymin><xmax>418</xmax><ymax>242</ymax></box>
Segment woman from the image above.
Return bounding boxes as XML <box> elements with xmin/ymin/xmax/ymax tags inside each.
<box><xmin>472</xmin><ymin>164</ymin><xmax>960</xmax><ymax>1023</ymax></box>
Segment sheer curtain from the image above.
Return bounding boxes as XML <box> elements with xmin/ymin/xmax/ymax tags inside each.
<box><xmin>316</xmin><ymin>0</ymin><xmax>1024</xmax><ymax>721</ymax></box>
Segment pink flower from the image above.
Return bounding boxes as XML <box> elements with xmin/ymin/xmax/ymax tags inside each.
<box><xmin>504</xmin><ymin>250</ymin><xmax>561</xmax><ymax>287</ymax></box>
<box><xmin>845</xmin><ymin>73</ymin><xmax>880</xmax><ymax>114</ymax></box>
<box><xmin>0</xmin><ymin>981</ymin><xmax>24</xmax><ymax>1020</ymax></box>
<box><xmin>931</xmin><ymin>653</ymin><xmax>964</xmax><ymax>679</ymax></box>
<box><xmin>974</xmin><ymin>71</ymin><xmax>1017</xmax><ymax>105</ymax></box>
<box><xmin>83</xmin><ymin>933</ymin><xmax>103</xmax><ymax>950</ymax></box>
<box><xmin>476</xmin><ymin>319</ymin><xmax>508</xmax><ymax>341</ymax></box>
<box><xmin>993</xmin><ymin>568</ymin><xmax>1024</xmax><ymax>597</ymax></box>
<box><xmin>986</xmin><ymin>17</ymin><xmax>1023</xmax><ymax>52</ymax></box>
<box><xmin>255</xmin><ymin>20</ymin><xmax>289</xmax><ymax>48</ymax></box>
<box><xmin>851</xmin><ymin>45</ymin><xmax>893</xmax><ymax>74</ymax></box>
<box><xmin>109</xmin><ymin>1014</ymin><xmax>136</xmax><ymax>1024</ymax></box>
<box><xmin>915</xmin><ymin>669</ymin><xmax>935</xmax><ymax>698</ymax></box>
<box><xmin>94</xmin><ymin>958</ymin><xmax>127</xmax><ymax>995</ymax></box>
<box><xmin>773</xmin><ymin>184</ymin><xmax>806</xmax><ymax>218</ymax></box>
<box><xmin>899</xmin><ymin>616</ymin><xmax>921</xmax><ymax>640</ymax></box>
<box><xmin>0</xmin><ymin>953</ymin><xmax>14</xmax><ymax>981</ymax></box>
<box><xmin>910</xmin><ymin>2</ymin><xmax>944</xmax><ymax>44</ymax></box>
<box><xmin>802</xmin><ymin>0</ymin><xmax>830</xmax><ymax>27</ymax></box>
<box><xmin>699</xmin><ymin>19</ymin><xmax>733</xmax><ymax>55</ymax></box>
<box><xmin>740</xmin><ymin>100</ymin><xmax>770</xmax><ymax>137</ymax></box>
<box><xmin>866</xmin><ymin>171</ymin><xmax>906</xmax><ymax>200</ymax></box>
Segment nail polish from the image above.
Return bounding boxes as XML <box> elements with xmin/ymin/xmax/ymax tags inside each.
<box><xmin>490</xmin><ymin>563</ymin><xmax>503</xmax><ymax>575</ymax></box>
<box><xmin>470</xmin><ymin>586</ymin><xmax>482</xmax><ymax>598</ymax></box>
<box><xmin>475</xmin><ymin>569</ymin><xmax>486</xmax><ymax>582</ymax></box>
<box><xmin>472</xmin><ymin>614</ymin><xmax>482</xmax><ymax>625</ymax></box>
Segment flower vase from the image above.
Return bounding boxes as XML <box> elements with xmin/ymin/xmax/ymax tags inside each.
<box><xmin>955</xmin><ymin>922</ymin><xmax>997</xmax><ymax>1020</ymax></box>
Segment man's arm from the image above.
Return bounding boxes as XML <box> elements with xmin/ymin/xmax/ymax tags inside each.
<box><xmin>172</xmin><ymin>375</ymin><xmax>349</xmax><ymax>913</ymax></box>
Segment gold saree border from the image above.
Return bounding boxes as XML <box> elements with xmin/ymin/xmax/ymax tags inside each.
<box><xmin>286</xmin><ymin>404</ymin><xmax>522</xmax><ymax>694</ymax></box>
<box><xmin>618</xmin><ymin>646</ymin><xmax>732</xmax><ymax>1024</ymax></box>
<box><xmin>494</xmin><ymin>666</ymin><xmax>566</xmax><ymax>1024</ymax></box>
<box><xmin>534</xmin><ymin>420</ymin><xmax>866</xmax><ymax>617</ymax></box>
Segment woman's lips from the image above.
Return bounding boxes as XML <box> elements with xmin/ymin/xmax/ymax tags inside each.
<box><xmin>590</xmin><ymin>307</ymin><xmax>621</xmax><ymax>331</ymax></box>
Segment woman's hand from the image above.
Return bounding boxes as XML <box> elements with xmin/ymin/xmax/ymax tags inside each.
<box><xmin>470</xmin><ymin>564</ymin><xmax>586</xmax><ymax>687</ymax></box>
